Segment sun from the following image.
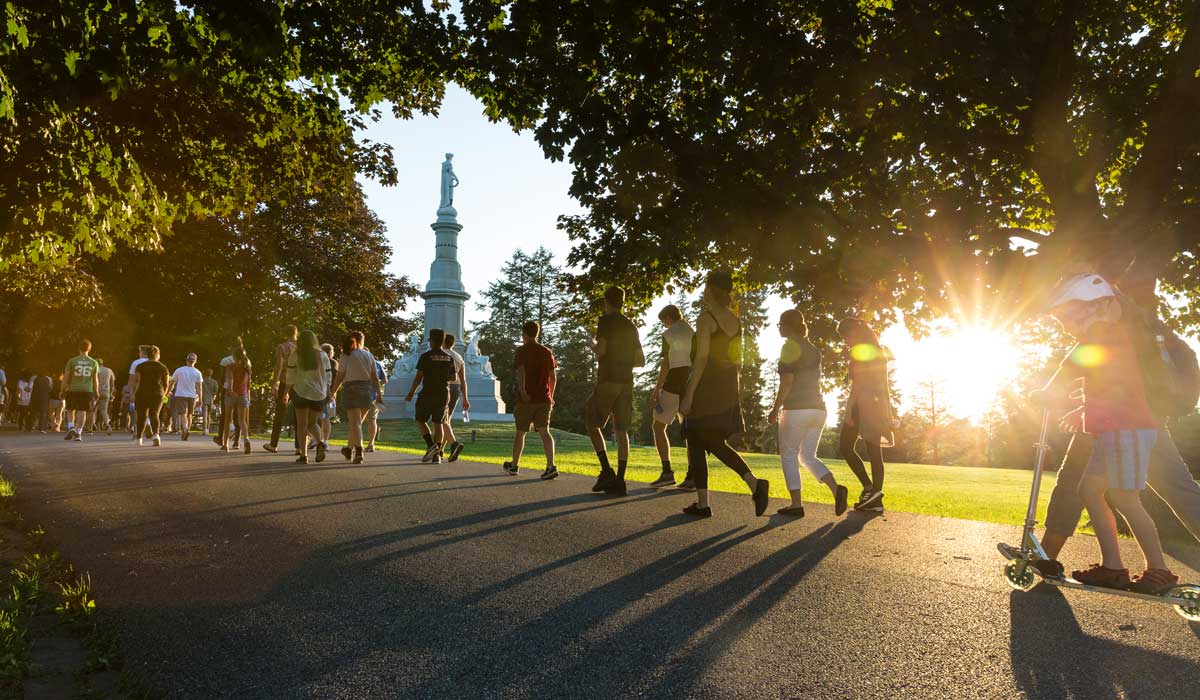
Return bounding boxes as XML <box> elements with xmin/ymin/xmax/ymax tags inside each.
<box><xmin>882</xmin><ymin>322</ymin><xmax>1023</xmax><ymax>423</ymax></box>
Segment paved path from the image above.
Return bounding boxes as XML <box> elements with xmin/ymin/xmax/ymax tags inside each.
<box><xmin>1</xmin><ymin>431</ymin><xmax>1199</xmax><ymax>699</ymax></box>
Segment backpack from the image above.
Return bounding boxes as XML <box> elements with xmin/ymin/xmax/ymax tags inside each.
<box><xmin>1119</xmin><ymin>295</ymin><xmax>1200</xmax><ymax>419</ymax></box>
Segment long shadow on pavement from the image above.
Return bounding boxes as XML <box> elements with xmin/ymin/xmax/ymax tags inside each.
<box><xmin>1008</xmin><ymin>587</ymin><xmax>1200</xmax><ymax>699</ymax></box>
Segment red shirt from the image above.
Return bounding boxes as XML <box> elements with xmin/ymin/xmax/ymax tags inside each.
<box><xmin>1062</xmin><ymin>323</ymin><xmax>1158</xmax><ymax>433</ymax></box>
<box><xmin>231</xmin><ymin>364</ymin><xmax>251</xmax><ymax>397</ymax></box>
<box><xmin>514</xmin><ymin>342</ymin><xmax>557</xmax><ymax>404</ymax></box>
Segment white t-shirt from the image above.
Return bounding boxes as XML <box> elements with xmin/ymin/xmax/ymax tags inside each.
<box><xmin>664</xmin><ymin>321</ymin><xmax>695</xmax><ymax>369</ymax></box>
<box><xmin>96</xmin><ymin>367</ymin><xmax>115</xmax><ymax>397</ymax></box>
<box><xmin>220</xmin><ymin>355</ymin><xmax>234</xmax><ymax>390</ymax></box>
<box><xmin>339</xmin><ymin>348</ymin><xmax>378</xmax><ymax>382</ymax></box>
<box><xmin>17</xmin><ymin>380</ymin><xmax>31</xmax><ymax>406</ymax></box>
<box><xmin>171</xmin><ymin>365</ymin><xmax>204</xmax><ymax>399</ymax></box>
<box><xmin>129</xmin><ymin>357</ymin><xmax>147</xmax><ymax>376</ymax></box>
<box><xmin>287</xmin><ymin>352</ymin><xmax>332</xmax><ymax>402</ymax></box>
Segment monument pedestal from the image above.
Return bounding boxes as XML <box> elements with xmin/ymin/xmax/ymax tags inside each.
<box><xmin>381</xmin><ymin>339</ymin><xmax>508</xmax><ymax>422</ymax></box>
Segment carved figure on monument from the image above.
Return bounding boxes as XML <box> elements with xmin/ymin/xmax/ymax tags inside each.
<box><xmin>439</xmin><ymin>153</ymin><xmax>460</xmax><ymax>209</ymax></box>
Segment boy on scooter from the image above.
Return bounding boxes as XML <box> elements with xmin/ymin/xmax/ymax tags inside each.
<box><xmin>1041</xmin><ymin>273</ymin><xmax>1179</xmax><ymax>593</ymax></box>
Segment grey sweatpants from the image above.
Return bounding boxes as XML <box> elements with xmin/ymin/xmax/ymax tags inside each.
<box><xmin>1045</xmin><ymin>429</ymin><xmax>1200</xmax><ymax>542</ymax></box>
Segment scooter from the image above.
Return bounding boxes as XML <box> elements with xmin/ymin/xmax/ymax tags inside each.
<box><xmin>997</xmin><ymin>408</ymin><xmax>1200</xmax><ymax>621</ymax></box>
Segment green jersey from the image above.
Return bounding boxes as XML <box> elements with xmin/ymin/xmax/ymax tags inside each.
<box><xmin>65</xmin><ymin>355</ymin><xmax>100</xmax><ymax>393</ymax></box>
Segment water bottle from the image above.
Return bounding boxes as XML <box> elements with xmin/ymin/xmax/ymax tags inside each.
<box><xmin>463</xmin><ymin>409</ymin><xmax>470</xmax><ymax>423</ymax></box>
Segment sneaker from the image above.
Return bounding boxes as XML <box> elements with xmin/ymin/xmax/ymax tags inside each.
<box><xmin>243</xmin><ymin>440</ymin><xmax>251</xmax><ymax>455</ymax></box>
<box><xmin>137</xmin><ymin>437</ymin><xmax>144</xmax><ymax>446</ymax></box>
<box><xmin>219</xmin><ymin>445</ymin><xmax>229</xmax><ymax>452</ymax></box>
<box><xmin>232</xmin><ymin>440</ymin><xmax>241</xmax><ymax>449</ymax></box>
<box><xmin>676</xmin><ymin>478</ymin><xmax>696</xmax><ymax>492</ymax></box>
<box><xmin>64</xmin><ymin>429</ymin><xmax>76</xmax><ymax>441</ymax></box>
<box><xmin>1128</xmin><ymin>568</ymin><xmax>1180</xmax><ymax>595</ymax></box>
<box><xmin>73</xmin><ymin>433</ymin><xmax>82</xmax><ymax>442</ymax></box>
<box><xmin>316</xmin><ymin>444</ymin><xmax>326</xmax><ymax>463</ymax></box>
<box><xmin>182</xmin><ymin>430</ymin><xmax>189</xmax><ymax>441</ymax></box>
<box><xmin>834</xmin><ymin>485</ymin><xmax>849</xmax><ymax>516</ymax></box>
<box><xmin>152</xmin><ymin>435</ymin><xmax>161</xmax><ymax>447</ymax></box>
<box><xmin>430</xmin><ymin>452</ymin><xmax>442</xmax><ymax>464</ymax></box>
<box><xmin>295</xmin><ymin>455</ymin><xmax>309</xmax><ymax>464</ymax></box>
<box><xmin>853</xmin><ymin>488</ymin><xmax>875</xmax><ymax>510</ymax></box>
<box><xmin>353</xmin><ymin>447</ymin><xmax>364</xmax><ymax>465</ymax></box>
<box><xmin>540</xmin><ymin>466</ymin><xmax>559</xmax><ymax>481</ymax></box>
<box><xmin>503</xmin><ymin>461</ymin><xmax>519</xmax><ymax>476</ymax></box>
<box><xmin>448</xmin><ymin>442</ymin><xmax>465</xmax><ymax>463</ymax></box>
<box><xmin>753</xmin><ymin>479</ymin><xmax>770</xmax><ymax>516</ymax></box>
<box><xmin>650</xmin><ymin>471</ymin><xmax>676</xmax><ymax>488</ymax></box>
<box><xmin>592</xmin><ymin>469</ymin><xmax>616</xmax><ymax>492</ymax></box>
<box><xmin>341</xmin><ymin>446</ymin><xmax>352</xmax><ymax>461</ymax></box>
<box><xmin>263</xmin><ymin>443</ymin><xmax>278</xmax><ymax>453</ymax></box>
<box><xmin>421</xmin><ymin>444</ymin><xmax>439</xmax><ymax>463</ymax></box>
<box><xmin>864</xmin><ymin>493</ymin><xmax>884</xmax><ymax>512</ymax></box>
<box><xmin>1072</xmin><ymin>564</ymin><xmax>1132</xmax><ymax>589</ymax></box>
<box><xmin>365</xmin><ymin>444</ymin><xmax>375</xmax><ymax>453</ymax></box>
<box><xmin>682</xmin><ymin>503</ymin><xmax>712</xmax><ymax>518</ymax></box>
<box><xmin>604</xmin><ymin>479</ymin><xmax>627</xmax><ymax>497</ymax></box>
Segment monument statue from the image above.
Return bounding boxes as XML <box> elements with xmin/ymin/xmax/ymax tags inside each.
<box><xmin>439</xmin><ymin>153</ymin><xmax>460</xmax><ymax>210</ymax></box>
<box><xmin>382</xmin><ymin>154</ymin><xmax>508</xmax><ymax>421</ymax></box>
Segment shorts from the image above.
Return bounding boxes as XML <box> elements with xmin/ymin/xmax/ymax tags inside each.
<box><xmin>415</xmin><ymin>392</ymin><xmax>449</xmax><ymax>424</ymax></box>
<box><xmin>224</xmin><ymin>394</ymin><xmax>250</xmax><ymax>409</ymax></box>
<box><xmin>342</xmin><ymin>380</ymin><xmax>373</xmax><ymax>410</ymax></box>
<box><xmin>1086</xmin><ymin>429</ymin><xmax>1158</xmax><ymax>491</ymax></box>
<box><xmin>65</xmin><ymin>391</ymin><xmax>93</xmax><ymax>411</ymax></box>
<box><xmin>585</xmin><ymin>382</ymin><xmax>633</xmax><ymax>432</ymax></box>
<box><xmin>652</xmin><ymin>390</ymin><xmax>682</xmax><ymax>425</ymax></box>
<box><xmin>447</xmin><ymin>385</ymin><xmax>461</xmax><ymax>418</ymax></box>
<box><xmin>172</xmin><ymin>396</ymin><xmax>196</xmax><ymax>415</ymax></box>
<box><xmin>514</xmin><ymin>401</ymin><xmax>552</xmax><ymax>432</ymax></box>
<box><xmin>292</xmin><ymin>395</ymin><xmax>324</xmax><ymax>411</ymax></box>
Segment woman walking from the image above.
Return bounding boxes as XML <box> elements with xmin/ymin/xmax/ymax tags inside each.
<box><xmin>223</xmin><ymin>346</ymin><xmax>253</xmax><ymax>455</ymax></box>
<box><xmin>836</xmin><ymin>318</ymin><xmax>895</xmax><ymax>512</ymax></box>
<box><xmin>768</xmin><ymin>310</ymin><xmax>849</xmax><ymax>517</ymax></box>
<box><xmin>130</xmin><ymin>346</ymin><xmax>169</xmax><ymax>446</ymax></box>
<box><xmin>328</xmin><ymin>331</ymin><xmax>383</xmax><ymax>464</ymax></box>
<box><xmin>320</xmin><ymin>343</ymin><xmax>339</xmax><ymax>450</ymax></box>
<box><xmin>285</xmin><ymin>331</ymin><xmax>331</xmax><ymax>464</ymax></box>
<box><xmin>679</xmin><ymin>271</ymin><xmax>770</xmax><ymax>518</ymax></box>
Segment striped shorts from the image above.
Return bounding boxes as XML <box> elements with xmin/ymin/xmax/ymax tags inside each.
<box><xmin>1086</xmin><ymin>429</ymin><xmax>1159</xmax><ymax>491</ymax></box>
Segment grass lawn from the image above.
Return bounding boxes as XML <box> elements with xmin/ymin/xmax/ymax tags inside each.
<box><xmin>321</xmin><ymin>419</ymin><xmax>1054</xmax><ymax>528</ymax></box>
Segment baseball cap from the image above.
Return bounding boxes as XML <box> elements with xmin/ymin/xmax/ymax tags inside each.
<box><xmin>1046</xmin><ymin>273</ymin><xmax>1115</xmax><ymax>310</ymax></box>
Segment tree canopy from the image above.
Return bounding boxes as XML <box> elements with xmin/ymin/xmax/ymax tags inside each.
<box><xmin>459</xmin><ymin>0</ymin><xmax>1200</xmax><ymax>324</ymax></box>
<box><xmin>1</xmin><ymin>0</ymin><xmax>456</xmax><ymax>271</ymax></box>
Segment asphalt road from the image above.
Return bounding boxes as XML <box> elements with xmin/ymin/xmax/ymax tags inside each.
<box><xmin>2</xmin><ymin>430</ymin><xmax>1199</xmax><ymax>699</ymax></box>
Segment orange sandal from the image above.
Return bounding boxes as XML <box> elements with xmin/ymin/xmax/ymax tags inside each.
<box><xmin>1072</xmin><ymin>564</ymin><xmax>1131</xmax><ymax>589</ymax></box>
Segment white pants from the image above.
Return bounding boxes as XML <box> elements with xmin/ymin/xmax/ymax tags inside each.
<box><xmin>778</xmin><ymin>409</ymin><xmax>831</xmax><ymax>490</ymax></box>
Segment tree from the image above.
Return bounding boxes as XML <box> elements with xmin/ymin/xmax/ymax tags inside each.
<box><xmin>1</xmin><ymin>1</ymin><xmax>457</xmax><ymax>271</ymax></box>
<box><xmin>473</xmin><ymin>247</ymin><xmax>595</xmax><ymax>432</ymax></box>
<box><xmin>909</xmin><ymin>375</ymin><xmax>950</xmax><ymax>465</ymax></box>
<box><xmin>460</xmin><ymin>1</ymin><xmax>1200</xmax><ymax>325</ymax></box>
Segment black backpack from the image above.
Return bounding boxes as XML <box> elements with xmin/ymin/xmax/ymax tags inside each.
<box><xmin>1120</xmin><ymin>295</ymin><xmax>1200</xmax><ymax>419</ymax></box>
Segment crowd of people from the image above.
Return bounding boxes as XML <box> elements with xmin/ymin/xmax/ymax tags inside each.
<box><xmin>1</xmin><ymin>269</ymin><xmax>1198</xmax><ymax>597</ymax></box>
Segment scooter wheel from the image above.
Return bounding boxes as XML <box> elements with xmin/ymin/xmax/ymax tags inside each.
<box><xmin>1004</xmin><ymin>560</ymin><xmax>1037</xmax><ymax>592</ymax></box>
<box><xmin>1168</xmin><ymin>584</ymin><xmax>1200</xmax><ymax>622</ymax></box>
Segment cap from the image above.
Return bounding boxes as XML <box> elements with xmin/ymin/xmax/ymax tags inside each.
<box><xmin>1046</xmin><ymin>273</ymin><xmax>1115</xmax><ymax>310</ymax></box>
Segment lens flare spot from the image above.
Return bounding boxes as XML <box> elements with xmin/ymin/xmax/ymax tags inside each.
<box><xmin>1070</xmin><ymin>344</ymin><xmax>1110</xmax><ymax>368</ymax></box>
<box><xmin>850</xmin><ymin>343</ymin><xmax>881</xmax><ymax>362</ymax></box>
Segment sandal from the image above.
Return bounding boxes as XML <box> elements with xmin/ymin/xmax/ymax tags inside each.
<box><xmin>1128</xmin><ymin>568</ymin><xmax>1180</xmax><ymax>595</ymax></box>
<box><xmin>1072</xmin><ymin>563</ymin><xmax>1131</xmax><ymax>589</ymax></box>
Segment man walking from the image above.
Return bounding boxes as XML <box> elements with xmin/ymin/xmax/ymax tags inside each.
<box><xmin>93</xmin><ymin>358</ymin><xmax>115</xmax><ymax>433</ymax></box>
<box><xmin>365</xmin><ymin>355</ymin><xmax>387</xmax><ymax>452</ymax></box>
<box><xmin>264</xmin><ymin>325</ymin><xmax>299</xmax><ymax>454</ymax></box>
<box><xmin>405</xmin><ymin>328</ymin><xmax>456</xmax><ymax>464</ymax></box>
<box><xmin>201</xmin><ymin>368</ymin><xmax>218</xmax><ymax>434</ymax></box>
<box><xmin>586</xmin><ymin>286</ymin><xmax>644</xmax><ymax>496</ymax></box>
<box><xmin>62</xmin><ymin>339</ymin><xmax>100</xmax><ymax>442</ymax></box>
<box><xmin>441</xmin><ymin>332</ymin><xmax>470</xmax><ymax>462</ymax></box>
<box><xmin>504</xmin><ymin>321</ymin><xmax>558</xmax><ymax>479</ymax></box>
<box><xmin>649</xmin><ymin>304</ymin><xmax>694</xmax><ymax>488</ymax></box>
<box><xmin>168</xmin><ymin>353</ymin><xmax>204</xmax><ymax>440</ymax></box>
<box><xmin>129</xmin><ymin>345</ymin><xmax>149</xmax><ymax>438</ymax></box>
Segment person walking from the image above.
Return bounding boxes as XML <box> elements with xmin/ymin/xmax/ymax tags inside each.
<box><xmin>15</xmin><ymin>372</ymin><xmax>32</xmax><ymax>432</ymax></box>
<box><xmin>49</xmin><ymin>373</ymin><xmax>65</xmax><ymax>432</ymax></box>
<box><xmin>365</xmin><ymin>356</ymin><xmax>387</xmax><ymax>452</ymax></box>
<box><xmin>768</xmin><ymin>310</ymin><xmax>849</xmax><ymax>517</ymax></box>
<box><xmin>128</xmin><ymin>345</ymin><xmax>149</xmax><ymax>438</ymax></box>
<box><xmin>168</xmin><ymin>353</ymin><xmax>204</xmax><ymax>440</ymax></box>
<box><xmin>214</xmin><ymin>340</ymin><xmax>242</xmax><ymax>449</ymax></box>
<box><xmin>504</xmin><ymin>321</ymin><xmax>558</xmax><ymax>478</ymax></box>
<box><xmin>222</xmin><ymin>346</ymin><xmax>253</xmax><ymax>454</ymax></box>
<box><xmin>264</xmin><ymin>325</ymin><xmax>299</xmax><ymax>454</ymax></box>
<box><xmin>329</xmin><ymin>331</ymin><xmax>382</xmax><ymax>464</ymax></box>
<box><xmin>586</xmin><ymin>286</ymin><xmax>645</xmax><ymax>497</ymax></box>
<box><xmin>129</xmin><ymin>346</ymin><xmax>169</xmax><ymax>446</ymax></box>
<box><xmin>94</xmin><ymin>358</ymin><xmax>115</xmax><ymax>433</ymax></box>
<box><xmin>404</xmin><ymin>328</ymin><xmax>455</xmax><ymax>464</ymax></box>
<box><xmin>678</xmin><ymin>270</ymin><xmax>770</xmax><ymax>518</ymax></box>
<box><xmin>441</xmin><ymin>332</ymin><xmax>470</xmax><ymax>462</ymax></box>
<box><xmin>836</xmin><ymin>317</ymin><xmax>895</xmax><ymax>513</ymax></box>
<box><xmin>61</xmin><ymin>339</ymin><xmax>100</xmax><ymax>442</ymax></box>
<box><xmin>285</xmin><ymin>331</ymin><xmax>331</xmax><ymax>464</ymax></box>
<box><xmin>319</xmin><ymin>344</ymin><xmax>339</xmax><ymax>450</ymax></box>
<box><xmin>201</xmin><ymin>368</ymin><xmax>218</xmax><ymax>435</ymax></box>
<box><xmin>29</xmin><ymin>372</ymin><xmax>50</xmax><ymax>433</ymax></box>
<box><xmin>649</xmin><ymin>304</ymin><xmax>693</xmax><ymax>489</ymax></box>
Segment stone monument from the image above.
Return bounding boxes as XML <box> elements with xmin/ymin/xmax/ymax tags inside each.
<box><xmin>381</xmin><ymin>154</ymin><xmax>508</xmax><ymax>421</ymax></box>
